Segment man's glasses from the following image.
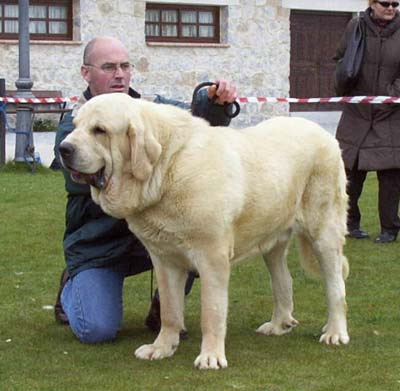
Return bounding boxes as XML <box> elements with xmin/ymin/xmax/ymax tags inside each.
<box><xmin>376</xmin><ymin>1</ymin><xmax>399</xmax><ymax>8</ymax></box>
<box><xmin>84</xmin><ymin>62</ymin><xmax>132</xmax><ymax>73</ymax></box>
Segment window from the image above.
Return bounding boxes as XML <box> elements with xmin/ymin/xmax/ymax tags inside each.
<box><xmin>0</xmin><ymin>0</ymin><xmax>72</xmax><ymax>40</ymax></box>
<box><xmin>145</xmin><ymin>3</ymin><xmax>220</xmax><ymax>43</ymax></box>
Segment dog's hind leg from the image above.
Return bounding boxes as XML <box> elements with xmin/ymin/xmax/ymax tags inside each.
<box><xmin>299</xmin><ymin>227</ymin><xmax>349</xmax><ymax>345</ymax></box>
<box><xmin>135</xmin><ymin>257</ymin><xmax>187</xmax><ymax>361</ymax></box>
<box><xmin>256</xmin><ymin>235</ymin><xmax>299</xmax><ymax>336</ymax></box>
<box><xmin>312</xmin><ymin>234</ymin><xmax>349</xmax><ymax>345</ymax></box>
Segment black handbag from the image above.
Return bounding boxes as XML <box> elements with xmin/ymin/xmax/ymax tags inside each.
<box><xmin>335</xmin><ymin>16</ymin><xmax>366</xmax><ymax>96</ymax></box>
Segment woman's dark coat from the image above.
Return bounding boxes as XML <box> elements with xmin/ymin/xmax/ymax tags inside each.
<box><xmin>335</xmin><ymin>8</ymin><xmax>400</xmax><ymax>171</ymax></box>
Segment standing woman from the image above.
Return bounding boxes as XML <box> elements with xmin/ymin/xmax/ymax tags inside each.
<box><xmin>335</xmin><ymin>0</ymin><xmax>400</xmax><ymax>243</ymax></box>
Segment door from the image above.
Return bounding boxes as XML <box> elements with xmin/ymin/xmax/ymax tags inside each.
<box><xmin>290</xmin><ymin>10</ymin><xmax>352</xmax><ymax>111</ymax></box>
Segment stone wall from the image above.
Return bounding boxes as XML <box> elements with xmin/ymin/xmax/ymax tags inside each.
<box><xmin>0</xmin><ymin>0</ymin><xmax>292</xmax><ymax>128</ymax></box>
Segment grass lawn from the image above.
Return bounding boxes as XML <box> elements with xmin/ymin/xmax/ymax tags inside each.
<box><xmin>1</xmin><ymin>163</ymin><xmax>399</xmax><ymax>390</ymax></box>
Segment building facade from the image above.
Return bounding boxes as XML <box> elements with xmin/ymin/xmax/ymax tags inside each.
<box><xmin>0</xmin><ymin>0</ymin><xmax>367</xmax><ymax>127</ymax></box>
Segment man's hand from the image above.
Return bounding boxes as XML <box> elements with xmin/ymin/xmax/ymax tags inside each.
<box><xmin>207</xmin><ymin>78</ymin><xmax>237</xmax><ymax>105</ymax></box>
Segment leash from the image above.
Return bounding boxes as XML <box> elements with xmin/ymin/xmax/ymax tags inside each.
<box><xmin>150</xmin><ymin>268</ymin><xmax>154</xmax><ymax>301</ymax></box>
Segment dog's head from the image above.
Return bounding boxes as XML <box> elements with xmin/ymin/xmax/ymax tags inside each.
<box><xmin>59</xmin><ymin>93</ymin><xmax>162</xmax><ymax>193</ymax></box>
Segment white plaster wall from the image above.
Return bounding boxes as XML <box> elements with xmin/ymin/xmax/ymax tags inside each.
<box><xmin>0</xmin><ymin>0</ymin><xmax>351</xmax><ymax>127</ymax></box>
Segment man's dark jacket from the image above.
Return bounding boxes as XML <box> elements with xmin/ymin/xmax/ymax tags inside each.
<box><xmin>55</xmin><ymin>87</ymin><xmax>233</xmax><ymax>277</ymax></box>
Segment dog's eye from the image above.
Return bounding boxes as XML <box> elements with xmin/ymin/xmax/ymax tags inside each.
<box><xmin>93</xmin><ymin>127</ymin><xmax>106</xmax><ymax>136</ymax></box>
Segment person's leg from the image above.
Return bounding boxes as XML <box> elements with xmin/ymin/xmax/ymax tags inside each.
<box><xmin>376</xmin><ymin>169</ymin><xmax>400</xmax><ymax>237</ymax></box>
<box><xmin>346</xmin><ymin>168</ymin><xmax>368</xmax><ymax>235</ymax></box>
<box><xmin>61</xmin><ymin>267</ymin><xmax>125</xmax><ymax>343</ymax></box>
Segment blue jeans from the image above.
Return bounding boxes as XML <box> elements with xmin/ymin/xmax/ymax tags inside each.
<box><xmin>61</xmin><ymin>268</ymin><xmax>197</xmax><ymax>344</ymax></box>
<box><xmin>61</xmin><ymin>268</ymin><xmax>125</xmax><ymax>344</ymax></box>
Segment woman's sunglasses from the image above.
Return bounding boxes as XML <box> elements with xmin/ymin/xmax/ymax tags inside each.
<box><xmin>376</xmin><ymin>1</ymin><xmax>399</xmax><ymax>8</ymax></box>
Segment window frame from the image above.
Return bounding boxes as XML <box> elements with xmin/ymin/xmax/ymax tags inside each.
<box><xmin>0</xmin><ymin>0</ymin><xmax>72</xmax><ymax>41</ymax></box>
<box><xmin>145</xmin><ymin>3</ymin><xmax>220</xmax><ymax>44</ymax></box>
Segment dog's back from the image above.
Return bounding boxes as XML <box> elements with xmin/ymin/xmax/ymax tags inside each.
<box><xmin>205</xmin><ymin>117</ymin><xmax>348</xmax><ymax>266</ymax></box>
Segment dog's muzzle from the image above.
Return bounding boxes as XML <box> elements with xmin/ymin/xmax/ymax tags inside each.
<box><xmin>58</xmin><ymin>141</ymin><xmax>75</xmax><ymax>165</ymax></box>
<box><xmin>58</xmin><ymin>142</ymin><xmax>106</xmax><ymax>189</ymax></box>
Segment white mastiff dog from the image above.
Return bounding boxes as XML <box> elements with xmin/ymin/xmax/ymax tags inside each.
<box><xmin>59</xmin><ymin>93</ymin><xmax>350</xmax><ymax>369</ymax></box>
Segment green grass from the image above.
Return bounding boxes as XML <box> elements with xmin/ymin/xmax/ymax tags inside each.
<box><xmin>1</xmin><ymin>164</ymin><xmax>400</xmax><ymax>390</ymax></box>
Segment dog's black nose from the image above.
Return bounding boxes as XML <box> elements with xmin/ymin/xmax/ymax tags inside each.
<box><xmin>58</xmin><ymin>142</ymin><xmax>75</xmax><ymax>161</ymax></box>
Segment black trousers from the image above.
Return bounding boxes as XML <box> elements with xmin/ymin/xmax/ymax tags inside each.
<box><xmin>346</xmin><ymin>168</ymin><xmax>400</xmax><ymax>234</ymax></box>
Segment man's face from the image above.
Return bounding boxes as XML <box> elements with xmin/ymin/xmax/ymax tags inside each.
<box><xmin>81</xmin><ymin>40</ymin><xmax>132</xmax><ymax>96</ymax></box>
<box><xmin>371</xmin><ymin>1</ymin><xmax>398</xmax><ymax>21</ymax></box>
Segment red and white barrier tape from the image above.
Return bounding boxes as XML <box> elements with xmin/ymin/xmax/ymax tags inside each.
<box><xmin>1</xmin><ymin>95</ymin><xmax>400</xmax><ymax>104</ymax></box>
<box><xmin>0</xmin><ymin>96</ymin><xmax>80</xmax><ymax>104</ymax></box>
<box><xmin>237</xmin><ymin>96</ymin><xmax>400</xmax><ymax>104</ymax></box>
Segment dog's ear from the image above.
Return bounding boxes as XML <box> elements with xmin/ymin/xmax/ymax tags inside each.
<box><xmin>128</xmin><ymin>119</ymin><xmax>162</xmax><ymax>181</ymax></box>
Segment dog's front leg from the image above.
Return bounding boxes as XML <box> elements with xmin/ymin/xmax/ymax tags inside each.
<box><xmin>194</xmin><ymin>254</ymin><xmax>230</xmax><ymax>370</ymax></box>
<box><xmin>135</xmin><ymin>260</ymin><xmax>186</xmax><ymax>361</ymax></box>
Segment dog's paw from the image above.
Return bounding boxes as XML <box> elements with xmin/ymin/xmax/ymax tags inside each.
<box><xmin>134</xmin><ymin>343</ymin><xmax>177</xmax><ymax>361</ymax></box>
<box><xmin>194</xmin><ymin>352</ymin><xmax>228</xmax><ymax>370</ymax></box>
<box><xmin>319</xmin><ymin>325</ymin><xmax>350</xmax><ymax>345</ymax></box>
<box><xmin>256</xmin><ymin>318</ymin><xmax>299</xmax><ymax>336</ymax></box>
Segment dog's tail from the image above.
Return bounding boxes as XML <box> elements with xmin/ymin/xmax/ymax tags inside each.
<box><xmin>296</xmin><ymin>234</ymin><xmax>349</xmax><ymax>280</ymax></box>
<box><xmin>296</xmin><ymin>235</ymin><xmax>321</xmax><ymax>277</ymax></box>
<box><xmin>295</xmin><ymin>132</ymin><xmax>349</xmax><ymax>281</ymax></box>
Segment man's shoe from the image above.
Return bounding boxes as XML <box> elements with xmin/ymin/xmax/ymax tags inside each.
<box><xmin>179</xmin><ymin>329</ymin><xmax>189</xmax><ymax>341</ymax></box>
<box><xmin>347</xmin><ymin>228</ymin><xmax>369</xmax><ymax>239</ymax></box>
<box><xmin>54</xmin><ymin>268</ymin><xmax>70</xmax><ymax>325</ymax></box>
<box><xmin>145</xmin><ymin>295</ymin><xmax>188</xmax><ymax>340</ymax></box>
<box><xmin>374</xmin><ymin>231</ymin><xmax>397</xmax><ymax>243</ymax></box>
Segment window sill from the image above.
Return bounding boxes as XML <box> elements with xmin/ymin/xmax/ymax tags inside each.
<box><xmin>146</xmin><ymin>42</ymin><xmax>230</xmax><ymax>48</ymax></box>
<box><xmin>0</xmin><ymin>39</ymin><xmax>82</xmax><ymax>45</ymax></box>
